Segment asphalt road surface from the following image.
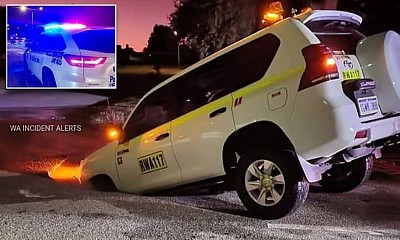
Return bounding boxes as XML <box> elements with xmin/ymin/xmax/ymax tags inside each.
<box><xmin>0</xmin><ymin>170</ymin><xmax>399</xmax><ymax>240</ymax></box>
<box><xmin>0</xmin><ymin>106</ymin><xmax>399</xmax><ymax>239</ymax></box>
<box><xmin>1</xmin><ymin>63</ymin><xmax>400</xmax><ymax>239</ymax></box>
<box><xmin>7</xmin><ymin>45</ymin><xmax>43</xmax><ymax>88</ymax></box>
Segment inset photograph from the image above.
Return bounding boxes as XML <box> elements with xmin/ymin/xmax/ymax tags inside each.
<box><xmin>6</xmin><ymin>4</ymin><xmax>116</xmax><ymax>89</ymax></box>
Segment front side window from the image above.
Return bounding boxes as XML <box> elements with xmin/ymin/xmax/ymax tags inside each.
<box><xmin>30</xmin><ymin>35</ymin><xmax>45</xmax><ymax>50</ymax></box>
<box><xmin>44</xmin><ymin>34</ymin><xmax>67</xmax><ymax>51</ymax></box>
<box><xmin>123</xmin><ymin>86</ymin><xmax>177</xmax><ymax>142</ymax></box>
<box><xmin>30</xmin><ymin>34</ymin><xmax>66</xmax><ymax>51</ymax></box>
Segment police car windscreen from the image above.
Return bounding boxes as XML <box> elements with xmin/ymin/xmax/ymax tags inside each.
<box><xmin>306</xmin><ymin>20</ymin><xmax>365</xmax><ymax>54</ymax></box>
<box><xmin>72</xmin><ymin>29</ymin><xmax>115</xmax><ymax>53</ymax></box>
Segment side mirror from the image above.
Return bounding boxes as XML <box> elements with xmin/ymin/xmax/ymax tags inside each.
<box><xmin>25</xmin><ymin>42</ymin><xmax>31</xmax><ymax>48</ymax></box>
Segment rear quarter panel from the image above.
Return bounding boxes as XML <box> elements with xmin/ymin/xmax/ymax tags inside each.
<box><xmin>232</xmin><ymin>18</ymin><xmax>319</xmax><ymax>132</ymax></box>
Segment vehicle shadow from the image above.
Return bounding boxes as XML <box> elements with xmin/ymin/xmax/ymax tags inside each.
<box><xmin>306</xmin><ymin>178</ymin><xmax>400</xmax><ymax>227</ymax></box>
<box><xmin>309</xmin><ymin>172</ymin><xmax>400</xmax><ymax>193</ymax></box>
<box><xmin>148</xmin><ymin>183</ymin><xmax>273</xmax><ymax>219</ymax></box>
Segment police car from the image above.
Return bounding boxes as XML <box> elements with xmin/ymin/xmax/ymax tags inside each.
<box><xmin>24</xmin><ymin>24</ymin><xmax>116</xmax><ymax>88</ymax></box>
<box><xmin>77</xmin><ymin>10</ymin><xmax>400</xmax><ymax>219</ymax></box>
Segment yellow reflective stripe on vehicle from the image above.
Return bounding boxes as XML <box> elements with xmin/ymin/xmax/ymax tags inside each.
<box><xmin>129</xmin><ymin>65</ymin><xmax>304</xmax><ymax>138</ymax></box>
<box><xmin>172</xmin><ymin>95</ymin><xmax>233</xmax><ymax>127</ymax></box>
<box><xmin>128</xmin><ymin>122</ymin><xmax>170</xmax><ymax>146</ymax></box>
<box><xmin>128</xmin><ymin>135</ymin><xmax>141</xmax><ymax>146</ymax></box>
<box><xmin>232</xmin><ymin>66</ymin><xmax>304</xmax><ymax>98</ymax></box>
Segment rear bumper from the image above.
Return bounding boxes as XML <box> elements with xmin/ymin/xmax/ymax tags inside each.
<box><xmin>286</xmin><ymin>79</ymin><xmax>400</xmax><ymax>160</ymax></box>
<box><xmin>53</xmin><ymin>67</ymin><xmax>115</xmax><ymax>88</ymax></box>
<box><xmin>53</xmin><ymin>69</ymin><xmax>85</xmax><ymax>88</ymax></box>
<box><xmin>364</xmin><ymin>114</ymin><xmax>400</xmax><ymax>146</ymax></box>
<box><xmin>84</xmin><ymin>75</ymin><xmax>115</xmax><ymax>88</ymax></box>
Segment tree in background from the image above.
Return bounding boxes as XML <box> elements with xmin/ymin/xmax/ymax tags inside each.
<box><xmin>146</xmin><ymin>24</ymin><xmax>199</xmax><ymax>66</ymax></box>
<box><xmin>170</xmin><ymin>0</ymin><xmax>264</xmax><ymax>58</ymax></box>
<box><xmin>170</xmin><ymin>0</ymin><xmax>400</xmax><ymax>58</ymax></box>
<box><xmin>170</xmin><ymin>0</ymin><xmax>319</xmax><ymax>58</ymax></box>
<box><xmin>147</xmin><ymin>25</ymin><xmax>177</xmax><ymax>53</ymax></box>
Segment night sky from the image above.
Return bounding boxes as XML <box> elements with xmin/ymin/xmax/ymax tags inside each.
<box><xmin>0</xmin><ymin>0</ymin><xmax>175</xmax><ymax>51</ymax></box>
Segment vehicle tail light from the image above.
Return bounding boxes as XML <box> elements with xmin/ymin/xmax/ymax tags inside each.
<box><xmin>355</xmin><ymin>129</ymin><xmax>369</xmax><ymax>139</ymax></box>
<box><xmin>64</xmin><ymin>54</ymin><xmax>106</xmax><ymax>68</ymax></box>
<box><xmin>298</xmin><ymin>44</ymin><xmax>339</xmax><ymax>91</ymax></box>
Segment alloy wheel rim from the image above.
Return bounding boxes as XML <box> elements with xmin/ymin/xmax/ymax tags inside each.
<box><xmin>244</xmin><ymin>159</ymin><xmax>285</xmax><ymax>206</ymax></box>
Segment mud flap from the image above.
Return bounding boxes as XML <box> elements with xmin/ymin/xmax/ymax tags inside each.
<box><xmin>296</xmin><ymin>154</ymin><xmax>332</xmax><ymax>183</ymax></box>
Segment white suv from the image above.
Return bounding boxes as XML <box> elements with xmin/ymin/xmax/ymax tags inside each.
<box><xmin>24</xmin><ymin>26</ymin><xmax>116</xmax><ymax>88</ymax></box>
<box><xmin>77</xmin><ymin>10</ymin><xmax>400</xmax><ymax>219</ymax></box>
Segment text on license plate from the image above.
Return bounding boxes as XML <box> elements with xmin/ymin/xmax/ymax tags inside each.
<box><xmin>342</xmin><ymin>69</ymin><xmax>361</xmax><ymax>80</ymax></box>
<box><xmin>357</xmin><ymin>96</ymin><xmax>379</xmax><ymax>116</ymax></box>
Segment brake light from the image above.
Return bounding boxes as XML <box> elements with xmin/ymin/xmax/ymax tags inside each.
<box><xmin>299</xmin><ymin>44</ymin><xmax>339</xmax><ymax>91</ymax></box>
<box><xmin>63</xmin><ymin>54</ymin><xmax>106</xmax><ymax>68</ymax></box>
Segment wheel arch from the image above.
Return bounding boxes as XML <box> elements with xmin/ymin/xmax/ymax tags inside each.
<box><xmin>42</xmin><ymin>66</ymin><xmax>57</xmax><ymax>87</ymax></box>
<box><xmin>87</xmin><ymin>174</ymin><xmax>117</xmax><ymax>192</ymax></box>
<box><xmin>41</xmin><ymin>66</ymin><xmax>52</xmax><ymax>76</ymax></box>
<box><xmin>222</xmin><ymin>121</ymin><xmax>303</xmax><ymax>180</ymax></box>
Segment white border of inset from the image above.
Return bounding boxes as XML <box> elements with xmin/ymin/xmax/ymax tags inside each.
<box><xmin>5</xmin><ymin>4</ymin><xmax>117</xmax><ymax>90</ymax></box>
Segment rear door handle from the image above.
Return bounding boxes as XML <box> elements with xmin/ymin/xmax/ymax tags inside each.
<box><xmin>209</xmin><ymin>107</ymin><xmax>227</xmax><ymax>118</ymax></box>
<box><xmin>155</xmin><ymin>132</ymin><xmax>170</xmax><ymax>141</ymax></box>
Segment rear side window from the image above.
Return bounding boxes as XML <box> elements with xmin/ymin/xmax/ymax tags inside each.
<box><xmin>171</xmin><ymin>33</ymin><xmax>281</xmax><ymax>115</ymax></box>
<box><xmin>31</xmin><ymin>34</ymin><xmax>66</xmax><ymax>51</ymax></box>
<box><xmin>306</xmin><ymin>20</ymin><xmax>365</xmax><ymax>54</ymax></box>
<box><xmin>205</xmin><ymin>33</ymin><xmax>281</xmax><ymax>92</ymax></box>
<box><xmin>72</xmin><ymin>29</ymin><xmax>115</xmax><ymax>53</ymax></box>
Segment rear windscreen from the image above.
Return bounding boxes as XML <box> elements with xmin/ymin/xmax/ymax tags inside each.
<box><xmin>306</xmin><ymin>20</ymin><xmax>365</xmax><ymax>54</ymax></box>
<box><xmin>72</xmin><ymin>29</ymin><xmax>115</xmax><ymax>53</ymax></box>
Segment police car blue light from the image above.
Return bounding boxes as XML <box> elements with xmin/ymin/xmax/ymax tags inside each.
<box><xmin>44</xmin><ymin>23</ymin><xmax>87</xmax><ymax>31</ymax></box>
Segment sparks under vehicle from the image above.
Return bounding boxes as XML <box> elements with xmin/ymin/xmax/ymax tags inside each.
<box><xmin>78</xmin><ymin>10</ymin><xmax>400</xmax><ymax>219</ymax></box>
<box><xmin>24</xmin><ymin>24</ymin><xmax>116</xmax><ymax>88</ymax></box>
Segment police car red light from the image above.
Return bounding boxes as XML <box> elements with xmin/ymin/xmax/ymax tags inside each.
<box><xmin>64</xmin><ymin>54</ymin><xmax>107</xmax><ymax>68</ymax></box>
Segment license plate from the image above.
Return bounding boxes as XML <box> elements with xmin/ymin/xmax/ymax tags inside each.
<box><xmin>357</xmin><ymin>96</ymin><xmax>379</xmax><ymax>116</ymax></box>
<box><xmin>342</xmin><ymin>69</ymin><xmax>361</xmax><ymax>80</ymax></box>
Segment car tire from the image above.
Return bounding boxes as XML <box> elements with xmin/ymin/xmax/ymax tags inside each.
<box><xmin>319</xmin><ymin>156</ymin><xmax>373</xmax><ymax>193</ymax></box>
<box><xmin>42</xmin><ymin>69</ymin><xmax>57</xmax><ymax>87</ymax></box>
<box><xmin>235</xmin><ymin>151</ymin><xmax>309</xmax><ymax>219</ymax></box>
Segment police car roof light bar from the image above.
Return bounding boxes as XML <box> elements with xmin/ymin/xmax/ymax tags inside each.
<box><xmin>44</xmin><ymin>23</ymin><xmax>87</xmax><ymax>31</ymax></box>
